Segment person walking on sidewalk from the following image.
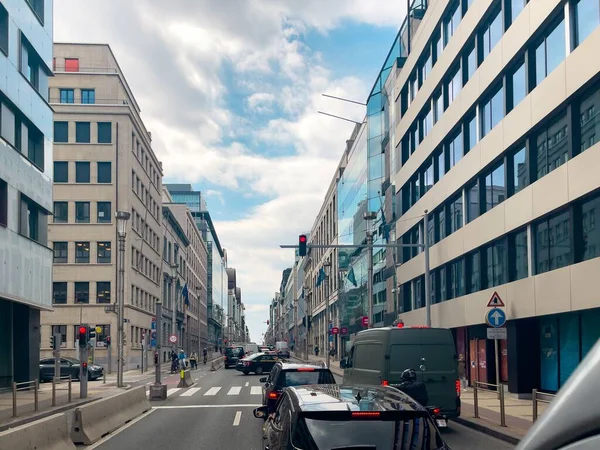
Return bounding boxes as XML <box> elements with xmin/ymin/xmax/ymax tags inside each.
<box><xmin>190</xmin><ymin>351</ymin><xmax>198</xmax><ymax>370</ymax></box>
<box><xmin>203</xmin><ymin>348</ymin><xmax>208</xmax><ymax>364</ymax></box>
<box><xmin>458</xmin><ymin>354</ymin><xmax>467</xmax><ymax>391</ymax></box>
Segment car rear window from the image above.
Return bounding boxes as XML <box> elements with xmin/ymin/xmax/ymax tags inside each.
<box><xmin>292</xmin><ymin>417</ymin><xmax>445</xmax><ymax>449</ymax></box>
<box><xmin>226</xmin><ymin>347</ymin><xmax>244</xmax><ymax>357</ymax></box>
<box><xmin>280</xmin><ymin>370</ymin><xmax>335</xmax><ymax>387</ymax></box>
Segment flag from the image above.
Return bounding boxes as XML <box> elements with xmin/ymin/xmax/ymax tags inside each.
<box><xmin>182</xmin><ymin>284</ymin><xmax>190</xmax><ymax>306</ymax></box>
<box><xmin>316</xmin><ymin>267</ymin><xmax>326</xmax><ymax>287</ymax></box>
<box><xmin>347</xmin><ymin>267</ymin><xmax>358</xmax><ymax>287</ymax></box>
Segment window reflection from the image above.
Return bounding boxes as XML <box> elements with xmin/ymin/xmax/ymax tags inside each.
<box><xmin>448</xmin><ymin>131</ymin><xmax>463</xmax><ymax>169</ymax></box>
<box><xmin>467</xmin><ymin>181</ymin><xmax>479</xmax><ymax>223</ymax></box>
<box><xmin>449</xmin><ymin>194</ymin><xmax>463</xmax><ymax>233</ymax></box>
<box><xmin>535</xmin><ymin>209</ymin><xmax>571</xmax><ymax>274</ymax></box>
<box><xmin>511</xmin><ymin>146</ymin><xmax>528</xmax><ymax>194</ymax></box>
<box><xmin>510</xmin><ymin>228</ymin><xmax>529</xmax><ymax>281</ymax></box>
<box><xmin>482</xmin><ymin>85</ymin><xmax>504</xmax><ymax>137</ymax></box>
<box><xmin>485</xmin><ymin>162</ymin><xmax>506</xmax><ymax>212</ymax></box>
<box><xmin>574</xmin><ymin>0</ymin><xmax>600</xmax><ymax>47</ymax></box>
<box><xmin>535</xmin><ymin>112</ymin><xmax>569</xmax><ymax>180</ymax></box>
<box><xmin>535</xmin><ymin>18</ymin><xmax>566</xmax><ymax>86</ymax></box>
<box><xmin>482</xmin><ymin>8</ymin><xmax>503</xmax><ymax>58</ymax></box>
<box><xmin>511</xmin><ymin>62</ymin><xmax>527</xmax><ymax>109</ymax></box>
<box><xmin>580</xmin><ymin>87</ymin><xmax>600</xmax><ymax>153</ymax></box>
<box><xmin>485</xmin><ymin>240</ymin><xmax>506</xmax><ymax>288</ymax></box>
<box><xmin>582</xmin><ymin>196</ymin><xmax>600</xmax><ymax>261</ymax></box>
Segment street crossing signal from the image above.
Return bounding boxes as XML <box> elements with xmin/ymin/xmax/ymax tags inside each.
<box><xmin>299</xmin><ymin>234</ymin><xmax>307</xmax><ymax>256</ymax></box>
<box><xmin>50</xmin><ymin>335</ymin><xmax>55</xmax><ymax>350</ymax></box>
<box><xmin>106</xmin><ymin>336</ymin><xmax>111</xmax><ymax>347</ymax></box>
<box><xmin>78</xmin><ymin>326</ymin><xmax>88</xmax><ymax>347</ymax></box>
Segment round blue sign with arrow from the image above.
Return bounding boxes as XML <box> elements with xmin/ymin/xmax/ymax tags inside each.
<box><xmin>485</xmin><ymin>308</ymin><xmax>506</xmax><ymax>328</ymax></box>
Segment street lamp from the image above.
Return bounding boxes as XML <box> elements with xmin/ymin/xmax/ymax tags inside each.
<box><xmin>364</xmin><ymin>211</ymin><xmax>377</xmax><ymax>328</ymax></box>
<box><xmin>115</xmin><ymin>211</ymin><xmax>130</xmax><ymax>388</ymax></box>
<box><xmin>323</xmin><ymin>261</ymin><xmax>331</xmax><ymax>368</ymax></box>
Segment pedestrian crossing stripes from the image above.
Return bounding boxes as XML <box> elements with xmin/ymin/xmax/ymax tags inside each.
<box><xmin>180</xmin><ymin>387</ymin><xmax>202</xmax><ymax>397</ymax></box>
<box><xmin>227</xmin><ymin>386</ymin><xmax>242</xmax><ymax>395</ymax></box>
<box><xmin>167</xmin><ymin>388</ymin><xmax>180</xmax><ymax>397</ymax></box>
<box><xmin>150</xmin><ymin>385</ymin><xmax>263</xmax><ymax>399</ymax></box>
<box><xmin>204</xmin><ymin>387</ymin><xmax>222</xmax><ymax>396</ymax></box>
<box><xmin>250</xmin><ymin>386</ymin><xmax>262</xmax><ymax>395</ymax></box>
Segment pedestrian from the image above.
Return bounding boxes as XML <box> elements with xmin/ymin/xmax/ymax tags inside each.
<box><xmin>203</xmin><ymin>347</ymin><xmax>208</xmax><ymax>364</ymax></box>
<box><xmin>458</xmin><ymin>354</ymin><xmax>467</xmax><ymax>391</ymax></box>
<box><xmin>314</xmin><ymin>345</ymin><xmax>320</xmax><ymax>357</ymax></box>
<box><xmin>178</xmin><ymin>349</ymin><xmax>186</xmax><ymax>369</ymax></box>
<box><xmin>171</xmin><ymin>350</ymin><xmax>178</xmax><ymax>373</ymax></box>
<box><xmin>190</xmin><ymin>351</ymin><xmax>197</xmax><ymax>370</ymax></box>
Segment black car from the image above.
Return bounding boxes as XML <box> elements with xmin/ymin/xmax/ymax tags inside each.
<box><xmin>235</xmin><ymin>352</ymin><xmax>279</xmax><ymax>375</ymax></box>
<box><xmin>260</xmin><ymin>363</ymin><xmax>336</xmax><ymax>413</ymax></box>
<box><xmin>224</xmin><ymin>346</ymin><xmax>246</xmax><ymax>369</ymax></box>
<box><xmin>254</xmin><ymin>384</ymin><xmax>450</xmax><ymax>449</ymax></box>
<box><xmin>39</xmin><ymin>357</ymin><xmax>103</xmax><ymax>382</ymax></box>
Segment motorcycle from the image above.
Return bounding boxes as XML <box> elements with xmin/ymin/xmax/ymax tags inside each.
<box><xmin>426</xmin><ymin>406</ymin><xmax>448</xmax><ymax>428</ymax></box>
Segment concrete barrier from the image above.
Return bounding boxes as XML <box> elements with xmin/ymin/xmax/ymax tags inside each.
<box><xmin>0</xmin><ymin>412</ymin><xmax>75</xmax><ymax>450</ymax></box>
<box><xmin>177</xmin><ymin>369</ymin><xmax>193</xmax><ymax>388</ymax></box>
<box><xmin>71</xmin><ymin>386</ymin><xmax>151</xmax><ymax>445</ymax></box>
<box><xmin>211</xmin><ymin>356</ymin><xmax>225</xmax><ymax>371</ymax></box>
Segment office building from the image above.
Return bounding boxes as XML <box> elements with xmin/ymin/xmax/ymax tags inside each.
<box><xmin>0</xmin><ymin>0</ymin><xmax>54</xmax><ymax>386</ymax></box>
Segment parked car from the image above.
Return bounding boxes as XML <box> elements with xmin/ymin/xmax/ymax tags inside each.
<box><xmin>39</xmin><ymin>357</ymin><xmax>103</xmax><ymax>382</ymax></box>
<box><xmin>260</xmin><ymin>362</ymin><xmax>336</xmax><ymax>414</ymax></box>
<box><xmin>253</xmin><ymin>384</ymin><xmax>450</xmax><ymax>449</ymax></box>
<box><xmin>235</xmin><ymin>352</ymin><xmax>279</xmax><ymax>375</ymax></box>
<box><xmin>224</xmin><ymin>346</ymin><xmax>246</xmax><ymax>369</ymax></box>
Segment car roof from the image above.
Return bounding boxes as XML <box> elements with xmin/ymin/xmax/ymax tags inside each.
<box><xmin>288</xmin><ymin>384</ymin><xmax>424</xmax><ymax>413</ymax></box>
<box><xmin>278</xmin><ymin>363</ymin><xmax>330</xmax><ymax>371</ymax></box>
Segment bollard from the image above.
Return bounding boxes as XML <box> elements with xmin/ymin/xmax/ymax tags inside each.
<box><xmin>52</xmin><ymin>378</ymin><xmax>57</xmax><ymax>406</ymax></box>
<box><xmin>103</xmin><ymin>371</ymin><xmax>106</xmax><ymax>384</ymax></box>
<box><xmin>532</xmin><ymin>388</ymin><xmax>538</xmax><ymax>422</ymax></box>
<box><xmin>499</xmin><ymin>384</ymin><xmax>506</xmax><ymax>427</ymax></box>
<box><xmin>68</xmin><ymin>376</ymin><xmax>72</xmax><ymax>403</ymax></box>
<box><xmin>12</xmin><ymin>382</ymin><xmax>17</xmax><ymax>417</ymax></box>
<box><xmin>34</xmin><ymin>379</ymin><xmax>39</xmax><ymax>411</ymax></box>
<box><xmin>473</xmin><ymin>383</ymin><xmax>479</xmax><ymax>418</ymax></box>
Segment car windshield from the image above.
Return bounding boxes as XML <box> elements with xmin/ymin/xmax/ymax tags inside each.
<box><xmin>292</xmin><ymin>417</ymin><xmax>445</xmax><ymax>450</ymax></box>
<box><xmin>281</xmin><ymin>370</ymin><xmax>335</xmax><ymax>387</ymax></box>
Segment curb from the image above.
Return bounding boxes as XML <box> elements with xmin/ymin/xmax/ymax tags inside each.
<box><xmin>454</xmin><ymin>417</ymin><xmax>521</xmax><ymax>446</ymax></box>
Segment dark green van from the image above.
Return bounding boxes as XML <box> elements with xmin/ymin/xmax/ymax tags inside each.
<box><xmin>341</xmin><ymin>326</ymin><xmax>460</xmax><ymax>419</ymax></box>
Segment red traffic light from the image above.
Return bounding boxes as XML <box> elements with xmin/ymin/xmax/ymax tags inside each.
<box><xmin>79</xmin><ymin>326</ymin><xmax>86</xmax><ymax>335</ymax></box>
<box><xmin>82</xmin><ymin>362</ymin><xmax>88</xmax><ymax>369</ymax></box>
<box><xmin>299</xmin><ymin>235</ymin><xmax>307</xmax><ymax>243</ymax></box>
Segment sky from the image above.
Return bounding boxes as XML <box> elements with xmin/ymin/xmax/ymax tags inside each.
<box><xmin>54</xmin><ymin>0</ymin><xmax>406</xmax><ymax>343</ymax></box>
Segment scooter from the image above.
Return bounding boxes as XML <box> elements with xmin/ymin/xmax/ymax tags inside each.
<box><xmin>426</xmin><ymin>406</ymin><xmax>448</xmax><ymax>428</ymax></box>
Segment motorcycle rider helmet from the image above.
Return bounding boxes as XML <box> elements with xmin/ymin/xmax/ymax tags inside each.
<box><xmin>401</xmin><ymin>368</ymin><xmax>417</xmax><ymax>382</ymax></box>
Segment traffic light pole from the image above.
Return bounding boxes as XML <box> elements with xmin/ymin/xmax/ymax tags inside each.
<box><xmin>53</xmin><ymin>333</ymin><xmax>61</xmax><ymax>382</ymax></box>
<box><xmin>117</xmin><ymin>234</ymin><xmax>126</xmax><ymax>388</ymax></box>
<box><xmin>79</xmin><ymin>344</ymin><xmax>88</xmax><ymax>399</ymax></box>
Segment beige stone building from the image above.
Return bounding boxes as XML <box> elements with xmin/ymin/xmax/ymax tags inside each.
<box><xmin>41</xmin><ymin>43</ymin><xmax>163</xmax><ymax>371</ymax></box>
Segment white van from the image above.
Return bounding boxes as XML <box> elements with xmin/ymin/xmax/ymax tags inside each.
<box><xmin>275</xmin><ymin>341</ymin><xmax>290</xmax><ymax>358</ymax></box>
<box><xmin>245</xmin><ymin>343</ymin><xmax>259</xmax><ymax>355</ymax></box>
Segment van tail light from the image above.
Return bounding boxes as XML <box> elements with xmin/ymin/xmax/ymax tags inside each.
<box><xmin>456</xmin><ymin>380</ymin><xmax>461</xmax><ymax>397</ymax></box>
<box><xmin>268</xmin><ymin>392</ymin><xmax>279</xmax><ymax>400</ymax></box>
<box><xmin>297</xmin><ymin>368</ymin><xmax>315</xmax><ymax>372</ymax></box>
<box><xmin>381</xmin><ymin>380</ymin><xmax>389</xmax><ymax>386</ymax></box>
<box><xmin>352</xmin><ymin>412</ymin><xmax>380</xmax><ymax>418</ymax></box>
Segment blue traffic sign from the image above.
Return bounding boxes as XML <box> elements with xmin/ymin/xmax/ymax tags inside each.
<box><xmin>486</xmin><ymin>308</ymin><xmax>506</xmax><ymax>328</ymax></box>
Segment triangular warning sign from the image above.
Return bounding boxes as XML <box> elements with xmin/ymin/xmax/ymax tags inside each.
<box><xmin>487</xmin><ymin>291</ymin><xmax>505</xmax><ymax>307</ymax></box>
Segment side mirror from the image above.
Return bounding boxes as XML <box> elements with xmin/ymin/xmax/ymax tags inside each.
<box><xmin>259</xmin><ymin>377</ymin><xmax>267</xmax><ymax>383</ymax></box>
<box><xmin>253</xmin><ymin>406</ymin><xmax>269</xmax><ymax>419</ymax></box>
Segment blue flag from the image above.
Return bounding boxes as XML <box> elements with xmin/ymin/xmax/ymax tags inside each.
<box><xmin>182</xmin><ymin>284</ymin><xmax>189</xmax><ymax>306</ymax></box>
<box><xmin>347</xmin><ymin>267</ymin><xmax>358</xmax><ymax>287</ymax></box>
<box><xmin>316</xmin><ymin>267</ymin><xmax>326</xmax><ymax>287</ymax></box>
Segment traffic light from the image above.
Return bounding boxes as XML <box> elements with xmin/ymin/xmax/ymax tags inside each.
<box><xmin>299</xmin><ymin>234</ymin><xmax>307</xmax><ymax>256</ymax></box>
<box><xmin>78</xmin><ymin>326</ymin><xmax>88</xmax><ymax>347</ymax></box>
<box><xmin>266</xmin><ymin>319</ymin><xmax>270</xmax><ymax>325</ymax></box>
<box><xmin>106</xmin><ymin>336</ymin><xmax>111</xmax><ymax>347</ymax></box>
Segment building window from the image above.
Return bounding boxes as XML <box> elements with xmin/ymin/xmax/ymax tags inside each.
<box><xmin>465</xmin><ymin>42</ymin><xmax>477</xmax><ymax>83</ymax></box>
<box><xmin>96</xmin><ymin>282</ymin><xmax>111</xmax><ymax>304</ymax></box>
<box><xmin>0</xmin><ymin>3</ymin><xmax>8</xmax><ymax>56</ymax></box>
<box><xmin>51</xmin><ymin>325</ymin><xmax>67</xmax><ymax>348</ymax></box>
<box><xmin>509</xmin><ymin>228</ymin><xmax>529</xmax><ymax>281</ymax></box>
<box><xmin>60</xmin><ymin>89</ymin><xmax>74</xmax><ymax>104</ymax></box>
<box><xmin>447</xmin><ymin>66</ymin><xmax>462</xmax><ymax>107</ymax></box>
<box><xmin>481</xmin><ymin>84</ymin><xmax>504</xmax><ymax>137</ymax></box>
<box><xmin>485</xmin><ymin>239</ymin><xmax>507</xmax><ymax>288</ymax></box>
<box><xmin>449</xmin><ymin>194</ymin><xmax>463</xmax><ymax>234</ymax></box>
<box><xmin>97</xmin><ymin>162</ymin><xmax>111</xmax><ymax>183</ymax></box>
<box><xmin>422</xmin><ymin>161</ymin><xmax>434</xmax><ymax>195</ymax></box>
<box><xmin>509</xmin><ymin>59</ymin><xmax>527</xmax><ymax>111</ymax></box>
<box><xmin>96</xmin><ymin>325</ymin><xmax>111</xmax><ymax>347</ymax></box>
<box><xmin>97</xmin><ymin>122</ymin><xmax>112</xmax><ymax>144</ymax></box>
<box><xmin>53</xmin><ymin>201</ymin><xmax>68</xmax><ymax>223</ymax></box>
<box><xmin>1</xmin><ymin>103</ymin><xmax>15</xmax><ymax>147</ymax></box>
<box><xmin>581</xmin><ymin>194</ymin><xmax>600</xmax><ymax>261</ymax></box>
<box><xmin>509</xmin><ymin>145</ymin><xmax>528</xmax><ymax>195</ymax></box>
<box><xmin>439</xmin><ymin>267</ymin><xmax>447</xmax><ymax>302</ymax></box>
<box><xmin>20</xmin><ymin>195</ymin><xmax>44</xmax><ymax>243</ymax></box>
<box><xmin>74</xmin><ymin>282</ymin><xmax>89</xmax><ymax>304</ymax></box>
<box><xmin>0</xmin><ymin>178</ymin><xmax>6</xmax><ymax>227</ymax></box>
<box><xmin>20</xmin><ymin>35</ymin><xmax>41</xmax><ymax>90</ymax></box>
<box><xmin>535</xmin><ymin>209</ymin><xmax>572</xmax><ymax>274</ymax></box>
<box><xmin>447</xmin><ymin>130</ymin><xmax>463</xmax><ymax>170</ymax></box>
<box><xmin>421</xmin><ymin>107</ymin><xmax>433</xmax><ymax>138</ymax></box>
<box><xmin>437</xmin><ymin>148</ymin><xmax>446</xmax><ymax>180</ymax></box>
<box><xmin>427</xmin><ymin>213</ymin><xmax>435</xmax><ymax>245</ymax></box>
<box><xmin>579</xmin><ymin>86</ymin><xmax>600</xmax><ymax>153</ymax></box>
<box><xmin>467</xmin><ymin>250</ymin><xmax>481</xmax><ymax>293</ymax></box>
<box><xmin>510</xmin><ymin>0</ymin><xmax>527</xmax><ymax>25</ymax></box>
<box><xmin>64</xmin><ymin>58</ymin><xmax>79</xmax><ymax>72</ymax></box>
<box><xmin>448</xmin><ymin>258</ymin><xmax>465</xmax><ymax>299</ymax></box>
<box><xmin>485</xmin><ymin>161</ymin><xmax>506</xmax><ymax>212</ymax></box>
<box><xmin>466</xmin><ymin>113</ymin><xmax>478</xmax><ymax>152</ymax></box>
<box><xmin>54</xmin><ymin>121</ymin><xmax>68</xmax><ymax>143</ymax></box>
<box><xmin>27</xmin><ymin>126</ymin><xmax>44</xmax><ymax>171</ymax></box>
<box><xmin>467</xmin><ymin>180</ymin><xmax>480</xmax><ymax>223</ymax></box>
<box><xmin>481</xmin><ymin>7</ymin><xmax>503</xmax><ymax>58</ymax></box>
<box><xmin>443</xmin><ymin>2</ymin><xmax>462</xmax><ymax>47</ymax></box>
<box><xmin>574</xmin><ymin>0</ymin><xmax>600</xmax><ymax>47</ymax></box>
<box><xmin>75</xmin><ymin>161</ymin><xmax>90</xmax><ymax>183</ymax></box>
<box><xmin>535</xmin><ymin>112</ymin><xmax>569</xmax><ymax>180</ymax></box>
<box><xmin>53</xmin><ymin>242</ymin><xmax>68</xmax><ymax>263</ymax></box>
<box><xmin>54</xmin><ymin>161</ymin><xmax>68</xmax><ymax>183</ymax></box>
<box><xmin>75</xmin><ymin>241</ymin><xmax>90</xmax><ymax>263</ymax></box>
<box><xmin>26</xmin><ymin>0</ymin><xmax>44</xmax><ymax>23</ymax></box>
<box><xmin>81</xmin><ymin>89</ymin><xmax>95</xmax><ymax>104</ymax></box>
<box><xmin>437</xmin><ymin>207</ymin><xmax>447</xmax><ymax>242</ymax></box>
<box><xmin>97</xmin><ymin>241</ymin><xmax>112</xmax><ymax>263</ymax></box>
<box><xmin>535</xmin><ymin>17</ymin><xmax>566</xmax><ymax>87</ymax></box>
<box><xmin>433</xmin><ymin>92</ymin><xmax>443</xmax><ymax>123</ymax></box>
<box><xmin>75</xmin><ymin>122</ymin><xmax>90</xmax><ymax>143</ymax></box>
<box><xmin>53</xmin><ymin>282</ymin><xmax>67</xmax><ymax>304</ymax></box>
<box><xmin>97</xmin><ymin>202</ymin><xmax>111</xmax><ymax>223</ymax></box>
<box><xmin>75</xmin><ymin>201</ymin><xmax>90</xmax><ymax>223</ymax></box>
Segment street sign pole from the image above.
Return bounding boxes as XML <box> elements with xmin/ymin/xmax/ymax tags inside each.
<box><xmin>80</xmin><ymin>344</ymin><xmax>88</xmax><ymax>399</ymax></box>
<box><xmin>53</xmin><ymin>333</ymin><xmax>61</xmax><ymax>381</ymax></box>
<box><xmin>485</xmin><ymin>292</ymin><xmax>506</xmax><ymax>398</ymax></box>
<box><xmin>495</xmin><ymin>338</ymin><xmax>500</xmax><ymax>397</ymax></box>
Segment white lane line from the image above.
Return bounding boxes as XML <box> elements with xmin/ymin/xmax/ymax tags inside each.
<box><xmin>180</xmin><ymin>387</ymin><xmax>202</xmax><ymax>397</ymax></box>
<box><xmin>245</xmin><ymin>382</ymin><xmax>249</xmax><ymax>387</ymax></box>
<box><xmin>233</xmin><ymin>411</ymin><xmax>242</xmax><ymax>426</ymax></box>
<box><xmin>86</xmin><ymin>410</ymin><xmax>156</xmax><ymax>449</ymax></box>
<box><xmin>194</xmin><ymin>378</ymin><xmax>199</xmax><ymax>382</ymax></box>
<box><xmin>250</xmin><ymin>386</ymin><xmax>262</xmax><ymax>395</ymax></box>
<box><xmin>153</xmin><ymin>404</ymin><xmax>261</xmax><ymax>409</ymax></box>
<box><xmin>167</xmin><ymin>388</ymin><xmax>181</xmax><ymax>397</ymax></box>
<box><xmin>204</xmin><ymin>387</ymin><xmax>222</xmax><ymax>396</ymax></box>
<box><xmin>227</xmin><ymin>386</ymin><xmax>242</xmax><ymax>396</ymax></box>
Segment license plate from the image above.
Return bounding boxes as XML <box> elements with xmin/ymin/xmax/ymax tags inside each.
<box><xmin>436</xmin><ymin>419</ymin><xmax>447</xmax><ymax>428</ymax></box>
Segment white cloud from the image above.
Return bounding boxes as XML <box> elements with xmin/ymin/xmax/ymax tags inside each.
<box><xmin>53</xmin><ymin>0</ymin><xmax>403</xmax><ymax>343</ymax></box>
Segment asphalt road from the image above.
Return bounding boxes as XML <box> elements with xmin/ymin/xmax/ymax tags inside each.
<box><xmin>90</xmin><ymin>364</ymin><xmax>514</xmax><ymax>450</ymax></box>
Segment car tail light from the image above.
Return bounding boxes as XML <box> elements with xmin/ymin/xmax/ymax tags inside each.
<box><xmin>456</xmin><ymin>380</ymin><xmax>461</xmax><ymax>397</ymax></box>
<box><xmin>268</xmin><ymin>392</ymin><xmax>279</xmax><ymax>399</ymax></box>
<box><xmin>432</xmin><ymin>407</ymin><xmax>441</xmax><ymax>415</ymax></box>
<box><xmin>297</xmin><ymin>368</ymin><xmax>314</xmax><ymax>372</ymax></box>
<box><xmin>352</xmin><ymin>412</ymin><xmax>380</xmax><ymax>418</ymax></box>
<box><xmin>381</xmin><ymin>380</ymin><xmax>389</xmax><ymax>386</ymax></box>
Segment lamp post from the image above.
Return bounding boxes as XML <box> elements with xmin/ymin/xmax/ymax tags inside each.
<box><xmin>115</xmin><ymin>211</ymin><xmax>130</xmax><ymax>388</ymax></box>
<box><xmin>323</xmin><ymin>261</ymin><xmax>331</xmax><ymax>369</ymax></box>
<box><xmin>364</xmin><ymin>211</ymin><xmax>377</xmax><ymax>328</ymax></box>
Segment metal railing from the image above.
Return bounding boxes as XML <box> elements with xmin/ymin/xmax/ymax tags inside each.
<box><xmin>12</xmin><ymin>379</ymin><xmax>38</xmax><ymax>417</ymax></box>
<box><xmin>49</xmin><ymin>97</ymin><xmax>130</xmax><ymax>105</ymax></box>
<box><xmin>51</xmin><ymin>375</ymin><xmax>72</xmax><ymax>406</ymax></box>
<box><xmin>532</xmin><ymin>389</ymin><xmax>556</xmax><ymax>422</ymax></box>
<box><xmin>473</xmin><ymin>381</ymin><xmax>506</xmax><ymax>427</ymax></box>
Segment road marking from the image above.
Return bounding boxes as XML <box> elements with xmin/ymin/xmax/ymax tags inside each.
<box><xmin>153</xmin><ymin>404</ymin><xmax>261</xmax><ymax>409</ymax></box>
<box><xmin>167</xmin><ymin>388</ymin><xmax>180</xmax><ymax>397</ymax></box>
<box><xmin>245</xmin><ymin>382</ymin><xmax>249</xmax><ymax>387</ymax></box>
<box><xmin>194</xmin><ymin>378</ymin><xmax>199</xmax><ymax>382</ymax></box>
<box><xmin>180</xmin><ymin>387</ymin><xmax>201</xmax><ymax>397</ymax></box>
<box><xmin>228</xmin><ymin>386</ymin><xmax>242</xmax><ymax>395</ymax></box>
<box><xmin>86</xmin><ymin>409</ymin><xmax>156</xmax><ymax>449</ymax></box>
<box><xmin>204</xmin><ymin>387</ymin><xmax>222</xmax><ymax>396</ymax></box>
<box><xmin>233</xmin><ymin>411</ymin><xmax>242</xmax><ymax>426</ymax></box>
<box><xmin>250</xmin><ymin>386</ymin><xmax>262</xmax><ymax>395</ymax></box>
